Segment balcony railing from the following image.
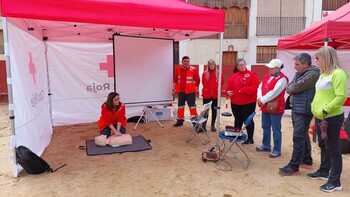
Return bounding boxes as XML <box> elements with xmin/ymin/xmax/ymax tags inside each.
<box><xmin>323</xmin><ymin>0</ymin><xmax>350</xmax><ymax>11</ymax></box>
<box><xmin>256</xmin><ymin>17</ymin><xmax>306</xmax><ymax>36</ymax></box>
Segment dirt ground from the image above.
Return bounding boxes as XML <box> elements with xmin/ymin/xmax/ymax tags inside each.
<box><xmin>1</xmin><ymin>102</ymin><xmax>350</xmax><ymax>197</ymax></box>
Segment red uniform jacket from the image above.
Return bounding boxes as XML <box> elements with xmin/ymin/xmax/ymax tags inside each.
<box><xmin>226</xmin><ymin>70</ymin><xmax>260</xmax><ymax>105</ymax></box>
<box><xmin>174</xmin><ymin>66</ymin><xmax>200</xmax><ymax>94</ymax></box>
<box><xmin>261</xmin><ymin>73</ymin><xmax>288</xmax><ymax>114</ymax></box>
<box><xmin>97</xmin><ymin>103</ymin><xmax>127</xmax><ymax>131</ymax></box>
<box><xmin>202</xmin><ymin>70</ymin><xmax>224</xmax><ymax>99</ymax></box>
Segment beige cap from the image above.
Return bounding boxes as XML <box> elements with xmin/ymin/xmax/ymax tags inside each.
<box><xmin>266</xmin><ymin>59</ymin><xmax>283</xmax><ymax>69</ymax></box>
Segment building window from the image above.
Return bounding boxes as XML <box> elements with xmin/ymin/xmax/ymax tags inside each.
<box><xmin>256</xmin><ymin>0</ymin><xmax>306</xmax><ymax>36</ymax></box>
<box><xmin>188</xmin><ymin>0</ymin><xmax>250</xmax><ymax>39</ymax></box>
<box><xmin>256</xmin><ymin>46</ymin><xmax>277</xmax><ymax>63</ymax></box>
<box><xmin>322</xmin><ymin>0</ymin><xmax>350</xmax><ymax>10</ymax></box>
<box><xmin>224</xmin><ymin>7</ymin><xmax>249</xmax><ymax>39</ymax></box>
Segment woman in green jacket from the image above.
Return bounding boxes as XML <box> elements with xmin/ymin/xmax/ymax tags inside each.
<box><xmin>307</xmin><ymin>46</ymin><xmax>348</xmax><ymax>193</ymax></box>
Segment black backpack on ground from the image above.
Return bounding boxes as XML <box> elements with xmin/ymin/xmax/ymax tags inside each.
<box><xmin>15</xmin><ymin>146</ymin><xmax>66</xmax><ymax>175</ymax></box>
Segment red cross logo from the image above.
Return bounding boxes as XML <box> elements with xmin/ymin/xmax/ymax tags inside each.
<box><xmin>99</xmin><ymin>55</ymin><xmax>114</xmax><ymax>78</ymax></box>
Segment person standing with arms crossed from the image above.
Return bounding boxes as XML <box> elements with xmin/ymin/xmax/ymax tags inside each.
<box><xmin>279</xmin><ymin>53</ymin><xmax>320</xmax><ymax>175</ymax></box>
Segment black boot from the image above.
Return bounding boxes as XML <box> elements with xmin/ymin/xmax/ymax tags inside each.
<box><xmin>173</xmin><ymin>119</ymin><xmax>184</xmax><ymax>127</ymax></box>
<box><xmin>211</xmin><ymin>125</ymin><xmax>217</xmax><ymax>132</ymax></box>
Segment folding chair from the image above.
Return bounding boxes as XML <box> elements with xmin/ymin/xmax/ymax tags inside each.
<box><xmin>185</xmin><ymin>101</ymin><xmax>212</xmax><ymax>145</ymax></box>
<box><xmin>216</xmin><ymin>112</ymin><xmax>255</xmax><ymax>171</ymax></box>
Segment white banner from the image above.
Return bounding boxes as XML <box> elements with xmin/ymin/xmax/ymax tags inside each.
<box><xmin>47</xmin><ymin>42</ymin><xmax>114</xmax><ymax>126</ymax></box>
<box><xmin>8</xmin><ymin>22</ymin><xmax>53</xmax><ymax>171</ymax></box>
<box><xmin>114</xmin><ymin>36</ymin><xmax>173</xmax><ymax>105</ymax></box>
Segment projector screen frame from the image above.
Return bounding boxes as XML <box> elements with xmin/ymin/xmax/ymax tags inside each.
<box><xmin>112</xmin><ymin>33</ymin><xmax>175</xmax><ymax>106</ymax></box>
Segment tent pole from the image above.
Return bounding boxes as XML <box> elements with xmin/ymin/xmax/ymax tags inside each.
<box><xmin>43</xmin><ymin>41</ymin><xmax>54</xmax><ymax>126</ymax></box>
<box><xmin>324</xmin><ymin>38</ymin><xmax>330</xmax><ymax>46</ymax></box>
<box><xmin>112</xmin><ymin>34</ymin><xmax>116</xmax><ymax>92</ymax></box>
<box><xmin>216</xmin><ymin>32</ymin><xmax>224</xmax><ymax>131</ymax></box>
<box><xmin>2</xmin><ymin>17</ymin><xmax>18</xmax><ymax>177</ymax></box>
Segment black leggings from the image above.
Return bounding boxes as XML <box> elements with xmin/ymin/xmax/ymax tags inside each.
<box><xmin>316</xmin><ymin>114</ymin><xmax>344</xmax><ymax>185</ymax></box>
<box><xmin>231</xmin><ymin>102</ymin><xmax>256</xmax><ymax>141</ymax></box>
<box><xmin>203</xmin><ymin>98</ymin><xmax>218</xmax><ymax>127</ymax></box>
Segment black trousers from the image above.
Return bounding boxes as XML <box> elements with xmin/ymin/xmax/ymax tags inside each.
<box><xmin>231</xmin><ymin>102</ymin><xmax>256</xmax><ymax>141</ymax></box>
<box><xmin>303</xmin><ymin>131</ymin><xmax>313</xmax><ymax>163</ymax></box>
<box><xmin>178</xmin><ymin>92</ymin><xmax>196</xmax><ymax>107</ymax></box>
<box><xmin>289</xmin><ymin>112</ymin><xmax>313</xmax><ymax>168</ymax></box>
<box><xmin>203</xmin><ymin>98</ymin><xmax>218</xmax><ymax>127</ymax></box>
<box><xmin>316</xmin><ymin>114</ymin><xmax>344</xmax><ymax>185</ymax></box>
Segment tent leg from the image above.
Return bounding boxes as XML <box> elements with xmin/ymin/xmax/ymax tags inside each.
<box><xmin>2</xmin><ymin>17</ymin><xmax>18</xmax><ymax>177</ymax></box>
<box><xmin>216</xmin><ymin>33</ymin><xmax>224</xmax><ymax>132</ymax></box>
<box><xmin>43</xmin><ymin>41</ymin><xmax>53</xmax><ymax>125</ymax></box>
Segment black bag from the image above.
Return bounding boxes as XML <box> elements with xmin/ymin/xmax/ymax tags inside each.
<box><xmin>15</xmin><ymin>146</ymin><xmax>66</xmax><ymax>175</ymax></box>
<box><xmin>344</xmin><ymin>112</ymin><xmax>350</xmax><ymax>141</ymax></box>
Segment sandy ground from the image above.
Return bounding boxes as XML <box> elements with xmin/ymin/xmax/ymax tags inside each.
<box><xmin>1</xmin><ymin>102</ymin><xmax>350</xmax><ymax>197</ymax></box>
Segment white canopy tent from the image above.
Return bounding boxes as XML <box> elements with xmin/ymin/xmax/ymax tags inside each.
<box><xmin>1</xmin><ymin>0</ymin><xmax>225</xmax><ymax>176</ymax></box>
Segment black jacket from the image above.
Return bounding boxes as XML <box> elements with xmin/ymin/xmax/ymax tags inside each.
<box><xmin>287</xmin><ymin>65</ymin><xmax>320</xmax><ymax>115</ymax></box>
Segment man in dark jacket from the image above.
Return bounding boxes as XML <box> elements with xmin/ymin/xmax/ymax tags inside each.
<box><xmin>279</xmin><ymin>53</ymin><xmax>320</xmax><ymax>175</ymax></box>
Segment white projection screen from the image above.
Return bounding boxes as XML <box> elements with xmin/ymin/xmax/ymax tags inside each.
<box><xmin>114</xmin><ymin>35</ymin><xmax>173</xmax><ymax>106</ymax></box>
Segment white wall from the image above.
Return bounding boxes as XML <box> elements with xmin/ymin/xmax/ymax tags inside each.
<box><xmin>305</xmin><ymin>0</ymin><xmax>323</xmax><ymax>27</ymax></box>
<box><xmin>179</xmin><ymin>39</ymin><xmax>249</xmax><ymax>65</ymax></box>
<box><xmin>247</xmin><ymin>0</ymin><xmax>258</xmax><ymax>65</ymax></box>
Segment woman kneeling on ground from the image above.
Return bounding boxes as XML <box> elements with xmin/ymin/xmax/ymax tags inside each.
<box><xmin>98</xmin><ymin>92</ymin><xmax>127</xmax><ymax>137</ymax></box>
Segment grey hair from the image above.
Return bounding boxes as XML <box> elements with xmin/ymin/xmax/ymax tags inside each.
<box><xmin>294</xmin><ymin>53</ymin><xmax>312</xmax><ymax>66</ymax></box>
<box><xmin>236</xmin><ymin>58</ymin><xmax>246</xmax><ymax>65</ymax></box>
<box><xmin>207</xmin><ymin>59</ymin><xmax>216</xmax><ymax>65</ymax></box>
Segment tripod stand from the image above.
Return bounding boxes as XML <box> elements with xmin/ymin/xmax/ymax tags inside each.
<box><xmin>134</xmin><ymin>105</ymin><xmax>165</xmax><ymax>130</ymax></box>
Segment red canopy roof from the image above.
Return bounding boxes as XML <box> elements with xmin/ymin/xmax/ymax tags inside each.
<box><xmin>0</xmin><ymin>0</ymin><xmax>224</xmax><ymax>32</ymax></box>
<box><xmin>278</xmin><ymin>2</ymin><xmax>350</xmax><ymax>49</ymax></box>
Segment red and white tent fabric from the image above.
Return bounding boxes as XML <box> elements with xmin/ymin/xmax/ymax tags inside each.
<box><xmin>0</xmin><ymin>0</ymin><xmax>224</xmax><ymax>176</ymax></box>
<box><xmin>1</xmin><ymin>0</ymin><xmax>224</xmax><ymax>41</ymax></box>
<box><xmin>277</xmin><ymin>2</ymin><xmax>350</xmax><ymax>105</ymax></box>
<box><xmin>278</xmin><ymin>2</ymin><xmax>350</xmax><ymax>50</ymax></box>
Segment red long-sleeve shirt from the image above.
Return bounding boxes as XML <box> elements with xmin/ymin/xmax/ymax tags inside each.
<box><xmin>97</xmin><ymin>103</ymin><xmax>127</xmax><ymax>131</ymax></box>
<box><xmin>227</xmin><ymin>70</ymin><xmax>260</xmax><ymax>105</ymax></box>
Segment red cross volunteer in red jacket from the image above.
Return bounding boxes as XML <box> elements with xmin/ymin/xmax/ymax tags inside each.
<box><xmin>201</xmin><ymin>59</ymin><xmax>224</xmax><ymax>131</ymax></box>
<box><xmin>98</xmin><ymin>92</ymin><xmax>127</xmax><ymax>137</ymax></box>
<box><xmin>226</xmin><ymin>58</ymin><xmax>260</xmax><ymax>144</ymax></box>
<box><xmin>173</xmin><ymin>56</ymin><xmax>200</xmax><ymax>127</ymax></box>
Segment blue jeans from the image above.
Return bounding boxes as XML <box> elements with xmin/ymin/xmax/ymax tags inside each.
<box><xmin>261</xmin><ymin>112</ymin><xmax>283</xmax><ymax>154</ymax></box>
